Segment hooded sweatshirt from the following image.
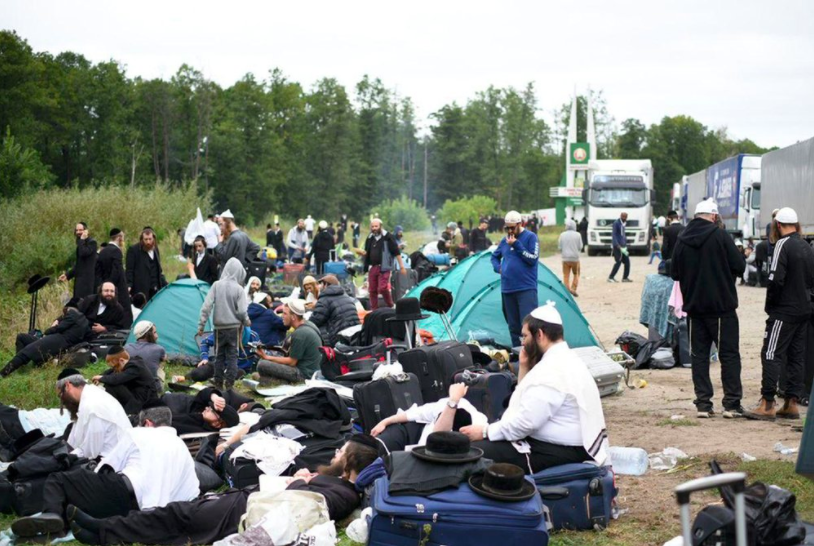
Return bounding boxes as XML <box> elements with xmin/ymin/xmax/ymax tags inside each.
<box><xmin>198</xmin><ymin>258</ymin><xmax>250</xmax><ymax>330</ymax></box>
<box><xmin>765</xmin><ymin>232</ymin><xmax>814</xmax><ymax>323</ymax></box>
<box><xmin>558</xmin><ymin>220</ymin><xmax>583</xmax><ymax>262</ymax></box>
<box><xmin>670</xmin><ymin>218</ymin><xmax>745</xmax><ymax>317</ymax></box>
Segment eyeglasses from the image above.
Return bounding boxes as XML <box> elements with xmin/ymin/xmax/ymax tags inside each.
<box><xmin>504</xmin><ymin>226</ymin><xmax>517</xmax><ymax>232</ymax></box>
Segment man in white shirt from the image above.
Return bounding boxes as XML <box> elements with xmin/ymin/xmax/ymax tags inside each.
<box><xmin>304</xmin><ymin>214</ymin><xmax>315</xmax><ymax>238</ymax></box>
<box><xmin>287</xmin><ymin>219</ymin><xmax>310</xmax><ymax>262</ymax></box>
<box><xmin>12</xmin><ymin>402</ymin><xmax>199</xmax><ymax>539</ymax></box>
<box><xmin>461</xmin><ymin>302</ymin><xmax>609</xmax><ymax>474</ymax></box>
<box><xmin>57</xmin><ymin>369</ymin><xmax>132</xmax><ymax>460</ymax></box>
<box><xmin>370</xmin><ymin>383</ymin><xmax>488</xmax><ymax>454</ymax></box>
<box><xmin>203</xmin><ymin>214</ymin><xmax>221</xmax><ymax>251</ymax></box>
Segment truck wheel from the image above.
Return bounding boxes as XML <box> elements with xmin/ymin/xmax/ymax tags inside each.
<box><xmin>587</xmin><ymin>248</ymin><xmax>598</xmax><ymax>257</ymax></box>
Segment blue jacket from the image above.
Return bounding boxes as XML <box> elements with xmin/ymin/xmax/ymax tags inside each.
<box><xmin>200</xmin><ymin>327</ymin><xmax>259</xmax><ymax>371</ymax></box>
<box><xmin>248</xmin><ymin>302</ymin><xmax>287</xmax><ymax>346</ymax></box>
<box><xmin>612</xmin><ymin>219</ymin><xmax>627</xmax><ymax>248</ymax></box>
<box><xmin>490</xmin><ymin>228</ymin><xmax>539</xmax><ymax>293</ymax></box>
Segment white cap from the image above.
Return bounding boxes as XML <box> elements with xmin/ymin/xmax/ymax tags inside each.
<box><xmin>133</xmin><ymin>320</ymin><xmax>154</xmax><ymax>340</ymax></box>
<box><xmin>776</xmin><ymin>207</ymin><xmax>798</xmax><ymax>224</ymax></box>
<box><xmin>286</xmin><ymin>298</ymin><xmax>307</xmax><ymax>317</ymax></box>
<box><xmin>318</xmin><ymin>220</ymin><xmax>328</xmax><ymax>230</ymax></box>
<box><xmin>307</xmin><ymin>214</ymin><xmax>312</xmax><ymax>218</ymax></box>
<box><xmin>734</xmin><ymin>239</ymin><xmax>744</xmax><ymax>247</ymax></box>
<box><xmin>220</xmin><ymin>209</ymin><xmax>235</xmax><ymax>220</ymax></box>
<box><xmin>253</xmin><ymin>292</ymin><xmax>268</xmax><ymax>305</ymax></box>
<box><xmin>530</xmin><ymin>301</ymin><xmax>562</xmax><ymax>325</ymax></box>
<box><xmin>505</xmin><ymin>210</ymin><xmax>522</xmax><ymax>224</ymax></box>
<box><xmin>694</xmin><ymin>199</ymin><xmax>718</xmax><ymax>215</ymax></box>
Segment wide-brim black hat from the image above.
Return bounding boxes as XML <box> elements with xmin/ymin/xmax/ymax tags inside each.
<box><xmin>468</xmin><ymin>463</ymin><xmax>537</xmax><ymax>502</ymax></box>
<box><xmin>27</xmin><ymin>274</ymin><xmax>50</xmax><ymax>294</ymax></box>
<box><xmin>467</xmin><ymin>345</ymin><xmax>493</xmax><ymax>367</ymax></box>
<box><xmin>411</xmin><ymin>431</ymin><xmax>483</xmax><ymax>464</ymax></box>
<box><xmin>387</xmin><ymin>297</ymin><xmax>430</xmax><ymax>322</ymax></box>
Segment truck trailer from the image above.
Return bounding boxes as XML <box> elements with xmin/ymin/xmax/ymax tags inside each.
<box><xmin>760</xmin><ymin>136</ymin><xmax>814</xmax><ymax>239</ymax></box>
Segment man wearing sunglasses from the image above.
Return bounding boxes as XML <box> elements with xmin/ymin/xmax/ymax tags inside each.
<box><xmin>490</xmin><ymin>210</ymin><xmax>540</xmax><ymax>348</ymax></box>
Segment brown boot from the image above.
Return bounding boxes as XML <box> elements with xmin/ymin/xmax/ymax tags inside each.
<box><xmin>775</xmin><ymin>398</ymin><xmax>800</xmax><ymax>420</ymax></box>
<box><xmin>743</xmin><ymin>398</ymin><xmax>776</xmax><ymax>421</ymax></box>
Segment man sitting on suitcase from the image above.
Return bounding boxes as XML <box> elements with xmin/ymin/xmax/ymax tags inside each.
<box><xmin>460</xmin><ymin>302</ymin><xmax>609</xmax><ymax>474</ymax></box>
<box><xmin>370</xmin><ymin>383</ymin><xmax>488</xmax><ymax>454</ymax></box>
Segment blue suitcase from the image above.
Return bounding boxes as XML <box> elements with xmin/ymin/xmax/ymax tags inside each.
<box><xmin>368</xmin><ymin>475</ymin><xmax>549</xmax><ymax>546</ymax></box>
<box><xmin>532</xmin><ymin>463</ymin><xmax>617</xmax><ymax>531</ymax></box>
<box><xmin>323</xmin><ymin>250</ymin><xmax>348</xmax><ymax>280</ymax></box>
<box><xmin>452</xmin><ymin>369</ymin><xmax>515</xmax><ymax>423</ymax></box>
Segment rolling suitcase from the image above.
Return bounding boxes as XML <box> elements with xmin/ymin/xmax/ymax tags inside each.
<box><xmin>323</xmin><ymin>250</ymin><xmax>348</xmax><ymax>280</ymax></box>
<box><xmin>283</xmin><ymin>263</ymin><xmax>304</xmax><ymax>285</ymax></box>
<box><xmin>368</xmin><ymin>475</ymin><xmax>549</xmax><ymax>546</ymax></box>
<box><xmin>452</xmin><ymin>368</ymin><xmax>515</xmax><ymax>422</ymax></box>
<box><xmin>246</xmin><ymin>260</ymin><xmax>267</xmax><ymax>285</ymax></box>
<box><xmin>570</xmin><ymin>346</ymin><xmax>625</xmax><ymax>398</ymax></box>
<box><xmin>675</xmin><ymin>473</ymin><xmax>748</xmax><ymax>546</ymax></box>
<box><xmin>674</xmin><ymin>317</ymin><xmax>691</xmax><ymax>368</ymax></box>
<box><xmin>352</xmin><ymin>373</ymin><xmax>423</xmax><ymax>433</ymax></box>
<box><xmin>532</xmin><ymin>463</ymin><xmax>617</xmax><ymax>531</ymax></box>
<box><xmin>398</xmin><ymin>341</ymin><xmax>474</xmax><ymax>403</ymax></box>
<box><xmin>391</xmin><ymin>268</ymin><xmax>418</xmax><ymax>302</ymax></box>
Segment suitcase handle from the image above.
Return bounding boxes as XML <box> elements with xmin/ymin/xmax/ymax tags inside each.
<box><xmin>675</xmin><ymin>472</ymin><xmax>747</xmax><ymax>546</ymax></box>
<box><xmin>537</xmin><ymin>486</ymin><xmax>570</xmax><ymax>500</ymax></box>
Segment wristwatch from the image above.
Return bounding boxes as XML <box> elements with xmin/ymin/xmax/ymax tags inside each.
<box><xmin>447</xmin><ymin>400</ymin><xmax>458</xmax><ymax>409</ymax></box>
<box><xmin>482</xmin><ymin>426</ymin><xmax>488</xmax><ymax>440</ymax></box>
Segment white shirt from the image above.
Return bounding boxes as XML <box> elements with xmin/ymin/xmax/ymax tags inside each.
<box><xmin>304</xmin><ymin>217</ymin><xmax>315</xmax><ymax>231</ymax></box>
<box><xmin>99</xmin><ymin>427</ymin><xmax>199</xmax><ymax>510</ymax></box>
<box><xmin>486</xmin><ymin>384</ymin><xmax>582</xmax><ymax>447</ymax></box>
<box><xmin>147</xmin><ymin>249</ymin><xmax>155</xmax><ymax>260</ymax></box>
<box><xmin>131</xmin><ymin>306</ymin><xmax>142</xmax><ymax>320</ymax></box>
<box><xmin>402</xmin><ymin>397</ymin><xmax>488</xmax><ymax>446</ymax></box>
<box><xmin>196</xmin><ymin>252</ymin><xmax>205</xmax><ymax>267</ymax></box>
<box><xmin>67</xmin><ymin>385</ymin><xmax>132</xmax><ymax>459</ymax></box>
<box><xmin>98</xmin><ymin>302</ymin><xmax>107</xmax><ymax>316</ymax></box>
<box><xmin>203</xmin><ymin>220</ymin><xmax>221</xmax><ymax>250</ymax></box>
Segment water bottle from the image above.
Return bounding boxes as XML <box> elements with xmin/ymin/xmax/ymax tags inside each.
<box><xmin>608</xmin><ymin>446</ymin><xmax>649</xmax><ymax>476</ymax></box>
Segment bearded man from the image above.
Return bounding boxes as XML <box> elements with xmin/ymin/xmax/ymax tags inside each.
<box><xmin>78</xmin><ymin>282</ymin><xmax>126</xmax><ymax>338</ymax></box>
<box><xmin>126</xmin><ymin>228</ymin><xmax>167</xmax><ymax>302</ymax></box>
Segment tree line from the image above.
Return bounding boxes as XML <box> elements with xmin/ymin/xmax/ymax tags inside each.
<box><xmin>0</xmin><ymin>30</ymin><xmax>773</xmax><ymax>220</ymax></box>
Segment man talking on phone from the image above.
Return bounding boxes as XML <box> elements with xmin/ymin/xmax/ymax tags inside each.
<box><xmin>491</xmin><ymin>210</ymin><xmax>539</xmax><ymax>347</ymax></box>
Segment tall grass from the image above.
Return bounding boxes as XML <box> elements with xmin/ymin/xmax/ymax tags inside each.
<box><xmin>0</xmin><ymin>182</ymin><xmax>211</xmax><ymax>292</ymax></box>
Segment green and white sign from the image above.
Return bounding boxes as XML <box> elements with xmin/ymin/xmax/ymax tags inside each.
<box><xmin>570</xmin><ymin>142</ymin><xmax>590</xmax><ymax>165</ymax></box>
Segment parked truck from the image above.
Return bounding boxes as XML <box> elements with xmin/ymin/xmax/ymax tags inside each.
<box><xmin>760</xmin><ymin>136</ymin><xmax>814</xmax><ymax>240</ymax></box>
<box><xmin>683</xmin><ymin>169</ymin><xmax>707</xmax><ymax>226</ymax></box>
<box><xmin>583</xmin><ymin>159</ymin><xmax>655</xmax><ymax>256</ymax></box>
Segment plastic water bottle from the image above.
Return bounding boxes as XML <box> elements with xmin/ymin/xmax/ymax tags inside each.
<box><xmin>608</xmin><ymin>446</ymin><xmax>649</xmax><ymax>476</ymax></box>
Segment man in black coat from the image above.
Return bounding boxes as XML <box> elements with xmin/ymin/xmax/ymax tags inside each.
<box><xmin>187</xmin><ymin>236</ymin><xmax>219</xmax><ymax>285</ymax></box>
<box><xmin>671</xmin><ymin>199</ymin><xmax>746</xmax><ymax>419</ymax></box>
<box><xmin>1</xmin><ymin>306</ymin><xmax>89</xmax><ymax>377</ymax></box>
<box><xmin>92</xmin><ymin>346</ymin><xmax>158</xmax><ymax>415</ymax></box>
<box><xmin>95</xmin><ymin>229</ymin><xmax>132</xmax><ymax>328</ymax></box>
<box><xmin>309</xmin><ymin>275</ymin><xmax>361</xmax><ymax>346</ymax></box>
<box><xmin>59</xmin><ymin>222</ymin><xmax>97</xmax><ymax>299</ymax></box>
<box><xmin>661</xmin><ymin>210</ymin><xmax>684</xmax><ymax>261</ymax></box>
<box><xmin>126</xmin><ymin>228</ymin><xmax>167</xmax><ymax>302</ymax></box>
<box><xmin>161</xmin><ymin>388</ymin><xmax>247</xmax><ymax>435</ymax></box>
<box><xmin>78</xmin><ymin>282</ymin><xmax>126</xmax><ymax>338</ymax></box>
<box><xmin>468</xmin><ymin>218</ymin><xmax>491</xmax><ymax>253</ymax></box>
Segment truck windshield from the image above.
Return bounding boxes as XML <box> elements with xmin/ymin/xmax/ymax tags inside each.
<box><xmin>589</xmin><ymin>188</ymin><xmax>648</xmax><ymax>208</ymax></box>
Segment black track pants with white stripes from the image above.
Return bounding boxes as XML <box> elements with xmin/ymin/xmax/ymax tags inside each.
<box><xmin>760</xmin><ymin>318</ymin><xmax>807</xmax><ymax>401</ymax></box>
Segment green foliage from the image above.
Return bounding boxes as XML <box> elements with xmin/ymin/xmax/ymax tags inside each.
<box><xmin>372</xmin><ymin>196</ymin><xmax>430</xmax><ymax>232</ymax></box>
<box><xmin>0</xmin><ymin>127</ymin><xmax>54</xmax><ymax>197</ymax></box>
<box><xmin>0</xmin><ymin>183</ymin><xmax>211</xmax><ymax>290</ymax></box>
<box><xmin>439</xmin><ymin>195</ymin><xmax>499</xmax><ymax>226</ymax></box>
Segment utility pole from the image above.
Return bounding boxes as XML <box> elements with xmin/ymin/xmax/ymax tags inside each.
<box><xmin>423</xmin><ymin>144</ymin><xmax>428</xmax><ymax>208</ymax></box>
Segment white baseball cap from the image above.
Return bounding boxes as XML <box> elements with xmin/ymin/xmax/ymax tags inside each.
<box><xmin>694</xmin><ymin>199</ymin><xmax>719</xmax><ymax>215</ymax></box>
<box><xmin>776</xmin><ymin>207</ymin><xmax>798</xmax><ymax>224</ymax></box>
<box><xmin>220</xmin><ymin>209</ymin><xmax>235</xmax><ymax>220</ymax></box>
<box><xmin>318</xmin><ymin>220</ymin><xmax>328</xmax><ymax>230</ymax></box>
<box><xmin>133</xmin><ymin>320</ymin><xmax>154</xmax><ymax>340</ymax></box>
<box><xmin>504</xmin><ymin>210</ymin><xmax>522</xmax><ymax>224</ymax></box>
<box><xmin>529</xmin><ymin>301</ymin><xmax>562</xmax><ymax>325</ymax></box>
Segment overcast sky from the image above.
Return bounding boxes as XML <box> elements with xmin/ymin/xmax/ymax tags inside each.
<box><xmin>4</xmin><ymin>0</ymin><xmax>813</xmax><ymax>149</ymax></box>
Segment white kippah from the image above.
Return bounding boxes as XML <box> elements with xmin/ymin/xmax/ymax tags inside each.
<box><xmin>530</xmin><ymin>301</ymin><xmax>562</xmax><ymax>325</ymax></box>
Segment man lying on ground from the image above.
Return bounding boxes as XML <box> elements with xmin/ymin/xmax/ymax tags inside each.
<box><xmin>12</xmin><ymin>402</ymin><xmax>199</xmax><ymax>540</ymax></box>
<box><xmin>161</xmin><ymin>387</ymin><xmax>253</xmax><ymax>435</ymax></box>
<box><xmin>67</xmin><ymin>435</ymin><xmax>379</xmax><ymax>546</ymax></box>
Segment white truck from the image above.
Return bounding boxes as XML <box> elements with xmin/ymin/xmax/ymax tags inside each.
<box><xmin>760</xmin><ymin>136</ymin><xmax>814</xmax><ymax>240</ymax></box>
<box><xmin>583</xmin><ymin>159</ymin><xmax>655</xmax><ymax>256</ymax></box>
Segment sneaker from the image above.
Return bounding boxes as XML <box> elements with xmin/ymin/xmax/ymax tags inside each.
<box><xmin>722</xmin><ymin>407</ymin><xmax>745</xmax><ymax>419</ymax></box>
<box><xmin>607</xmin><ymin>278</ymin><xmax>617</xmax><ymax>283</ymax></box>
<box><xmin>696</xmin><ymin>409</ymin><xmax>715</xmax><ymax>419</ymax></box>
<box><xmin>622</xmin><ymin>278</ymin><xmax>633</xmax><ymax>283</ymax></box>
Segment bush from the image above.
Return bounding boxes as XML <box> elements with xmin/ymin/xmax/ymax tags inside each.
<box><xmin>0</xmin><ymin>182</ymin><xmax>211</xmax><ymax>291</ymax></box>
<box><xmin>371</xmin><ymin>196</ymin><xmax>430</xmax><ymax>232</ymax></box>
<box><xmin>0</xmin><ymin>127</ymin><xmax>55</xmax><ymax>199</ymax></box>
<box><xmin>439</xmin><ymin>196</ymin><xmax>500</xmax><ymax>226</ymax></box>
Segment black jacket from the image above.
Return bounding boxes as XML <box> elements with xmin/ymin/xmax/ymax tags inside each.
<box><xmin>309</xmin><ymin>285</ymin><xmax>360</xmax><ymax>346</ymax></box>
<box><xmin>765</xmin><ymin>233</ymin><xmax>814</xmax><ymax>322</ymax></box>
<box><xmin>468</xmin><ymin>228</ymin><xmax>491</xmax><ymax>253</ymax></box>
<box><xmin>671</xmin><ymin>218</ymin><xmax>745</xmax><ymax>317</ymax></box>
<box><xmin>95</xmin><ymin>243</ymin><xmax>132</xmax><ymax>327</ymax></box>
<box><xmin>162</xmin><ymin>387</ymin><xmax>219</xmax><ymax>435</ymax></box>
<box><xmin>661</xmin><ymin>222</ymin><xmax>684</xmax><ymax>261</ymax></box>
<box><xmin>308</xmin><ymin>230</ymin><xmax>335</xmax><ymax>262</ymax></box>
<box><xmin>45</xmin><ymin>308</ymin><xmax>90</xmax><ymax>346</ymax></box>
<box><xmin>66</xmin><ymin>237</ymin><xmax>98</xmax><ymax>299</ymax></box>
<box><xmin>126</xmin><ymin>244</ymin><xmax>167</xmax><ymax>300</ymax></box>
<box><xmin>363</xmin><ymin>232</ymin><xmax>400</xmax><ymax>272</ymax></box>
<box><xmin>250</xmin><ymin>388</ymin><xmax>350</xmax><ymax>438</ymax></box>
<box><xmin>99</xmin><ymin>356</ymin><xmax>159</xmax><ymax>412</ymax></box>
<box><xmin>192</xmin><ymin>252</ymin><xmax>219</xmax><ymax>285</ymax></box>
<box><xmin>77</xmin><ymin>295</ymin><xmax>126</xmax><ymax>332</ymax></box>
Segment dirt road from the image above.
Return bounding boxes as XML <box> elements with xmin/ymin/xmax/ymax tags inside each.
<box><xmin>568</xmin><ymin>253</ymin><xmax>801</xmax><ymax>460</ymax></box>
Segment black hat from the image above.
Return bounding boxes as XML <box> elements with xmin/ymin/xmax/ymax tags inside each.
<box><xmin>57</xmin><ymin>368</ymin><xmax>83</xmax><ymax>380</ymax></box>
<box><xmin>348</xmin><ymin>433</ymin><xmax>379</xmax><ymax>451</ymax></box>
<box><xmin>27</xmin><ymin>274</ymin><xmax>50</xmax><ymax>294</ymax></box>
<box><xmin>65</xmin><ymin>297</ymin><xmax>81</xmax><ymax>309</ymax></box>
<box><xmin>419</xmin><ymin>287</ymin><xmax>453</xmax><ymax>314</ymax></box>
<box><xmin>468</xmin><ymin>463</ymin><xmax>537</xmax><ymax>502</ymax></box>
<box><xmin>109</xmin><ymin>228</ymin><xmax>122</xmax><ymax>238</ymax></box>
<box><xmin>411</xmin><ymin>431</ymin><xmax>483</xmax><ymax>464</ymax></box>
<box><xmin>12</xmin><ymin>429</ymin><xmax>45</xmax><ymax>459</ymax></box>
<box><xmin>213</xmin><ymin>403</ymin><xmax>240</xmax><ymax>428</ymax></box>
<box><xmin>387</xmin><ymin>298</ymin><xmax>430</xmax><ymax>322</ymax></box>
<box><xmin>466</xmin><ymin>345</ymin><xmax>494</xmax><ymax>367</ymax></box>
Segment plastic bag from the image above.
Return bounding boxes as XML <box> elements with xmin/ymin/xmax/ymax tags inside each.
<box><xmin>614</xmin><ymin>331</ymin><xmax>648</xmax><ymax>366</ymax></box>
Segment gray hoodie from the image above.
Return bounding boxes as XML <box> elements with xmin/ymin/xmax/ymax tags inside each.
<box><xmin>198</xmin><ymin>258</ymin><xmax>250</xmax><ymax>331</ymax></box>
<box><xmin>558</xmin><ymin>220</ymin><xmax>583</xmax><ymax>262</ymax></box>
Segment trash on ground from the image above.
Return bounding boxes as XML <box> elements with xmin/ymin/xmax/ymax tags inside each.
<box><xmin>670</xmin><ymin>415</ymin><xmax>685</xmax><ymax>420</ymax></box>
<box><xmin>773</xmin><ymin>442</ymin><xmax>798</xmax><ymax>456</ymax></box>
<box><xmin>649</xmin><ymin>447</ymin><xmax>689</xmax><ymax>471</ymax></box>
<box><xmin>741</xmin><ymin>453</ymin><xmax>756</xmax><ymax>462</ymax></box>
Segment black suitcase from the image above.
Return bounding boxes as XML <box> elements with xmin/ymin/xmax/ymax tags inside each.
<box><xmin>391</xmin><ymin>268</ymin><xmax>418</xmax><ymax>301</ymax></box>
<box><xmin>674</xmin><ymin>318</ymin><xmax>691</xmax><ymax>368</ymax></box>
<box><xmin>353</xmin><ymin>373</ymin><xmax>423</xmax><ymax>433</ymax></box>
<box><xmin>398</xmin><ymin>341</ymin><xmax>475</xmax><ymax>403</ymax></box>
<box><xmin>452</xmin><ymin>369</ymin><xmax>515</xmax><ymax>423</ymax></box>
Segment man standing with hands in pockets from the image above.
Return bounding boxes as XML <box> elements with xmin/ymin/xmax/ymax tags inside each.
<box><xmin>608</xmin><ymin>212</ymin><xmax>631</xmax><ymax>283</ymax></box>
